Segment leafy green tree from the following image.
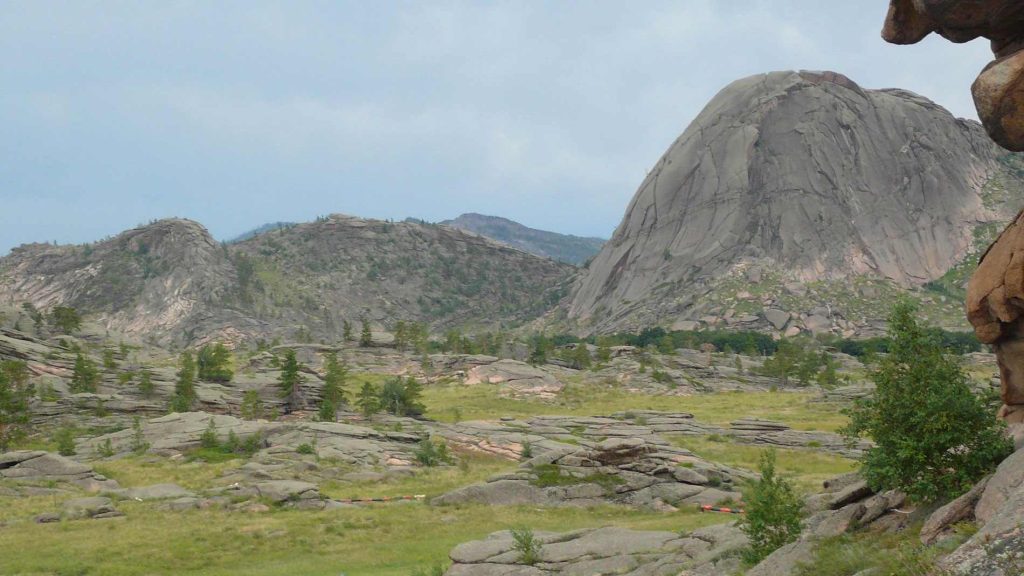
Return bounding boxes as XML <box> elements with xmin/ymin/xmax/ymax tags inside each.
<box><xmin>739</xmin><ymin>449</ymin><xmax>804</xmax><ymax>564</ymax></box>
<box><xmin>356</xmin><ymin>382</ymin><xmax>379</xmax><ymax>417</ymax></box>
<box><xmin>49</xmin><ymin>306</ymin><xmax>82</xmax><ymax>334</ymax></box>
<box><xmin>277</xmin><ymin>349</ymin><xmax>304</xmax><ymax>413</ymax></box>
<box><xmin>170</xmin><ymin>351</ymin><xmax>196</xmax><ymax>412</ymax></box>
<box><xmin>843</xmin><ymin>301</ymin><xmax>1013</xmax><ymax>503</ymax></box>
<box><xmin>197</xmin><ymin>343</ymin><xmax>233</xmax><ymax>382</ymax></box>
<box><xmin>70</xmin><ymin>353</ymin><xmax>99</xmax><ymax>393</ymax></box>
<box><xmin>0</xmin><ymin>360</ymin><xmax>32</xmax><ymax>451</ymax></box>
<box><xmin>360</xmin><ymin>319</ymin><xmax>373</xmax><ymax>347</ymax></box>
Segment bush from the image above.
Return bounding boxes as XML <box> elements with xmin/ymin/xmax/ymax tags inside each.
<box><xmin>98</xmin><ymin>438</ymin><xmax>115</xmax><ymax>457</ymax></box>
<box><xmin>296</xmin><ymin>443</ymin><xmax>315</xmax><ymax>455</ymax></box>
<box><xmin>842</xmin><ymin>301</ymin><xmax>1013</xmax><ymax>503</ymax></box>
<box><xmin>739</xmin><ymin>449</ymin><xmax>803</xmax><ymax>564</ymax></box>
<box><xmin>511</xmin><ymin>526</ymin><xmax>541</xmax><ymax>565</ymax></box>
<box><xmin>130</xmin><ymin>417</ymin><xmax>149</xmax><ymax>454</ymax></box>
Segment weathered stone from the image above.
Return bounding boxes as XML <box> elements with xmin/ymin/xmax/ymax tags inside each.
<box><xmin>763</xmin><ymin>309</ymin><xmax>790</xmax><ymax>330</ymax></box>
<box><xmin>62</xmin><ymin>497</ymin><xmax>119</xmax><ymax>520</ymax></box>
<box><xmin>921</xmin><ymin>478</ymin><xmax>988</xmax><ymax>544</ymax></box>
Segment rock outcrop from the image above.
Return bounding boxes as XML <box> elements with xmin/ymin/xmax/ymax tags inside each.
<box><xmin>566</xmin><ymin>69</ymin><xmax>1019</xmax><ymax>334</ymax></box>
<box><xmin>882</xmin><ymin>0</ymin><xmax>1024</xmax><ymax>150</ymax></box>
<box><xmin>433</xmin><ymin>437</ymin><xmax>748</xmax><ymax>510</ymax></box>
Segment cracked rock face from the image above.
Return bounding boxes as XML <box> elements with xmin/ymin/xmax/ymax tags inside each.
<box><xmin>882</xmin><ymin>0</ymin><xmax>1024</xmax><ymax>150</ymax></box>
<box><xmin>568</xmin><ymin>70</ymin><xmax>1005</xmax><ymax>333</ymax></box>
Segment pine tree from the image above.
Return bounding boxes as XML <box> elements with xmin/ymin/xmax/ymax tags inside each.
<box><xmin>197</xmin><ymin>343</ymin><xmax>233</xmax><ymax>382</ymax></box>
<box><xmin>343</xmin><ymin>320</ymin><xmax>354</xmax><ymax>342</ymax></box>
<box><xmin>356</xmin><ymin>382</ymin><xmax>379</xmax><ymax>418</ymax></box>
<box><xmin>571</xmin><ymin>344</ymin><xmax>592</xmax><ymax>370</ymax></box>
<box><xmin>70</xmin><ymin>353</ymin><xmax>99</xmax><ymax>393</ymax></box>
<box><xmin>277</xmin><ymin>349</ymin><xmax>304</xmax><ymax>413</ymax></box>
<box><xmin>240</xmin><ymin>390</ymin><xmax>264</xmax><ymax>420</ymax></box>
<box><xmin>319</xmin><ymin>352</ymin><xmax>349</xmax><ymax>421</ymax></box>
<box><xmin>0</xmin><ymin>361</ymin><xmax>32</xmax><ymax>451</ymax></box>
<box><xmin>360</xmin><ymin>319</ymin><xmax>373</xmax><ymax>347</ymax></box>
<box><xmin>49</xmin><ymin>306</ymin><xmax>82</xmax><ymax>334</ymax></box>
<box><xmin>170</xmin><ymin>351</ymin><xmax>196</xmax><ymax>412</ymax></box>
<box><xmin>138</xmin><ymin>369</ymin><xmax>155</xmax><ymax>397</ymax></box>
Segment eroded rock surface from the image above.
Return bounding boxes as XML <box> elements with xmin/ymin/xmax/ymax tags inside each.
<box><xmin>968</xmin><ymin>212</ymin><xmax>1024</xmax><ymax>424</ymax></box>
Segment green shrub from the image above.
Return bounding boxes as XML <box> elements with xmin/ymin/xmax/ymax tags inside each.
<box><xmin>98</xmin><ymin>438</ymin><xmax>115</xmax><ymax>457</ymax></box>
<box><xmin>511</xmin><ymin>526</ymin><xmax>541</xmax><ymax>565</ymax></box>
<box><xmin>70</xmin><ymin>353</ymin><xmax>99</xmax><ymax>393</ymax></box>
<box><xmin>199</xmin><ymin>419</ymin><xmax>219</xmax><ymax>449</ymax></box>
<box><xmin>296</xmin><ymin>443</ymin><xmax>315</xmax><ymax>455</ymax></box>
<box><xmin>739</xmin><ymin>449</ymin><xmax>803</xmax><ymax>564</ymax></box>
<box><xmin>842</xmin><ymin>301</ymin><xmax>1013</xmax><ymax>503</ymax></box>
<box><xmin>520</xmin><ymin>439</ymin><xmax>533</xmax><ymax>459</ymax></box>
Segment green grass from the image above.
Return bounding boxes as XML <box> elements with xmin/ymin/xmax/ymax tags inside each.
<box><xmin>423</xmin><ymin>386</ymin><xmax>849</xmax><ymax>432</ymax></box>
<box><xmin>0</xmin><ymin>500</ymin><xmax>732</xmax><ymax>576</ymax></box>
<box><xmin>530</xmin><ymin>463</ymin><xmax>624</xmax><ymax>490</ymax></box>
<box><xmin>320</xmin><ymin>452</ymin><xmax>514</xmax><ymax>500</ymax></box>
<box><xmin>93</xmin><ymin>455</ymin><xmax>245</xmax><ymax>491</ymax></box>
<box><xmin>671</xmin><ymin>436</ymin><xmax>858</xmax><ymax>492</ymax></box>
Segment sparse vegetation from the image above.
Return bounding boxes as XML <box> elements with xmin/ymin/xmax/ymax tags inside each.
<box><xmin>0</xmin><ymin>360</ymin><xmax>32</xmax><ymax>450</ymax></box>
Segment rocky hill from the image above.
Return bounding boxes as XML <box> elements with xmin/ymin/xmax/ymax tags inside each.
<box><xmin>565</xmin><ymin>70</ymin><xmax>1024</xmax><ymax>336</ymax></box>
<box><xmin>0</xmin><ymin>215</ymin><xmax>574</xmax><ymax>345</ymax></box>
<box><xmin>439</xmin><ymin>213</ymin><xmax>605</xmax><ymax>266</ymax></box>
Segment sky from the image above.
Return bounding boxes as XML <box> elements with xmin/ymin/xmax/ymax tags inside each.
<box><xmin>0</xmin><ymin>1</ymin><xmax>995</xmax><ymax>254</ymax></box>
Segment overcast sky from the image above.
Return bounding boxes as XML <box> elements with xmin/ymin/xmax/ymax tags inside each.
<box><xmin>0</xmin><ymin>1</ymin><xmax>994</xmax><ymax>254</ymax></box>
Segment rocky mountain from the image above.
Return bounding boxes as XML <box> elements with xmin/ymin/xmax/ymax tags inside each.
<box><xmin>439</xmin><ymin>213</ymin><xmax>605</xmax><ymax>265</ymax></box>
<box><xmin>0</xmin><ymin>215</ymin><xmax>573</xmax><ymax>345</ymax></box>
<box><xmin>565</xmin><ymin>70</ymin><xmax>1024</xmax><ymax>336</ymax></box>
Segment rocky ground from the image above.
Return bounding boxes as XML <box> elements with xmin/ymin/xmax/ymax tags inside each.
<box><xmin>1</xmin><ymin>324</ymin><xmax>1019</xmax><ymax>575</ymax></box>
